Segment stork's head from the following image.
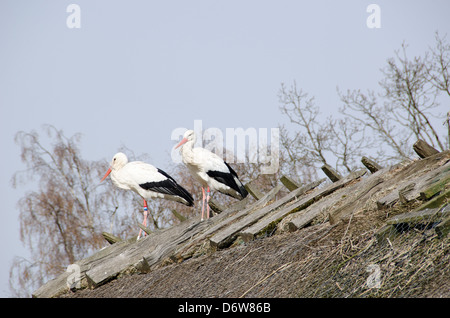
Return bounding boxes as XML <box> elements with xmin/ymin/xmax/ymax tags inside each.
<box><xmin>100</xmin><ymin>152</ymin><xmax>128</xmax><ymax>182</ymax></box>
<box><xmin>110</xmin><ymin>152</ymin><xmax>128</xmax><ymax>170</ymax></box>
<box><xmin>175</xmin><ymin>129</ymin><xmax>196</xmax><ymax>149</ymax></box>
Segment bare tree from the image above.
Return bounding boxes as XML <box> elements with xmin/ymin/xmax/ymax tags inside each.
<box><xmin>279</xmin><ymin>82</ymin><xmax>330</xmax><ymax>167</ymax></box>
<box><xmin>428</xmin><ymin>32</ymin><xmax>450</xmax><ymax>148</ymax></box>
<box><xmin>278</xmin><ymin>82</ymin><xmax>369</xmax><ymax>178</ymax></box>
<box><xmin>339</xmin><ymin>33</ymin><xmax>449</xmax><ymax>164</ymax></box>
<box><xmin>427</xmin><ymin>32</ymin><xmax>450</xmax><ymax>98</ymax></box>
<box><xmin>280</xmin><ymin>33</ymin><xmax>449</xmax><ymax>181</ymax></box>
<box><xmin>380</xmin><ymin>43</ymin><xmax>444</xmax><ymax>151</ymax></box>
<box><xmin>328</xmin><ymin>117</ymin><xmax>371</xmax><ymax>173</ymax></box>
<box><xmin>10</xmin><ymin>125</ymin><xmax>282</xmax><ymax>296</ymax></box>
<box><xmin>9</xmin><ymin>125</ymin><xmax>136</xmax><ymax>297</ymax></box>
<box><xmin>338</xmin><ymin>88</ymin><xmax>411</xmax><ymax>162</ymax></box>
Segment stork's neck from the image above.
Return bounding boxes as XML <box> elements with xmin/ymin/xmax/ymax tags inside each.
<box><xmin>180</xmin><ymin>139</ymin><xmax>196</xmax><ymax>164</ymax></box>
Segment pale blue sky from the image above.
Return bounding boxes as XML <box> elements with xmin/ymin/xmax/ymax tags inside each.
<box><xmin>0</xmin><ymin>0</ymin><xmax>449</xmax><ymax>297</ymax></box>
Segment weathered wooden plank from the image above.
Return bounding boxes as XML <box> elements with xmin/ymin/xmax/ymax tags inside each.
<box><xmin>208</xmin><ymin>197</ymin><xmax>225</xmax><ymax>213</ymax></box>
<box><xmin>284</xmin><ymin>169</ymin><xmax>367</xmax><ymax>232</ymax></box>
<box><xmin>223</xmin><ymin>195</ymin><xmax>253</xmax><ymax>214</ymax></box>
<box><xmin>33</xmin><ymin>237</ymin><xmax>137</xmax><ymax>297</ymax></box>
<box><xmin>102</xmin><ymin>232</ymin><xmax>122</xmax><ymax>244</ymax></box>
<box><xmin>245</xmin><ymin>183</ymin><xmax>265</xmax><ymax>200</ymax></box>
<box><xmin>399</xmin><ymin>161</ymin><xmax>450</xmax><ymax>203</ymax></box>
<box><xmin>386</xmin><ymin>207</ymin><xmax>450</xmax><ymax>225</ymax></box>
<box><xmin>402</xmin><ymin>163</ymin><xmax>450</xmax><ymax>204</ymax></box>
<box><xmin>361</xmin><ymin>156</ymin><xmax>383</xmax><ymax>173</ymax></box>
<box><xmin>172</xmin><ymin>184</ymin><xmax>284</xmax><ymax>261</ymax></box>
<box><xmin>413</xmin><ymin>139</ymin><xmax>440</xmax><ymax>159</ymax></box>
<box><xmin>239</xmin><ymin>170</ymin><xmax>366</xmax><ymax>243</ymax></box>
<box><xmin>280</xmin><ymin>175</ymin><xmax>301</xmax><ymax>191</ymax></box>
<box><xmin>419</xmin><ymin>172</ymin><xmax>450</xmax><ymax>201</ymax></box>
<box><xmin>85</xmin><ymin>217</ymin><xmax>210</xmax><ymax>288</ymax></box>
<box><xmin>210</xmin><ymin>179</ymin><xmax>326</xmax><ymax>248</ymax></box>
<box><xmin>418</xmin><ymin>189</ymin><xmax>450</xmax><ymax>211</ymax></box>
<box><xmin>32</xmin><ymin>271</ymin><xmax>72</xmax><ymax>298</ymax></box>
<box><xmin>238</xmin><ymin>178</ymin><xmax>362</xmax><ymax>242</ymax></box>
<box><xmin>171</xmin><ymin>209</ymin><xmax>187</xmax><ymax>222</ymax></box>
<box><xmin>284</xmin><ymin>189</ymin><xmax>341</xmax><ymax>233</ymax></box>
<box><xmin>83</xmin><ymin>183</ymin><xmax>279</xmax><ymax>288</ymax></box>
<box><xmin>137</xmin><ymin>222</ymin><xmax>152</xmax><ymax>235</ymax></box>
<box><xmin>328</xmin><ymin>176</ymin><xmax>384</xmax><ymax>225</ymax></box>
<box><xmin>377</xmin><ymin>158</ymin><xmax>450</xmax><ymax>208</ymax></box>
<box><xmin>398</xmin><ymin>183</ymin><xmax>417</xmax><ymax>205</ymax></box>
<box><xmin>375</xmin><ymin>151</ymin><xmax>449</xmax><ymax>209</ymax></box>
<box><xmin>377</xmin><ymin>195</ymin><xmax>450</xmax><ymax>241</ymax></box>
<box><xmin>321</xmin><ymin>164</ymin><xmax>342</xmax><ymax>182</ymax></box>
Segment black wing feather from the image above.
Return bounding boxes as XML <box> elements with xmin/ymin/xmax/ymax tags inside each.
<box><xmin>139</xmin><ymin>169</ymin><xmax>194</xmax><ymax>206</ymax></box>
<box><xmin>206</xmin><ymin>162</ymin><xmax>248</xmax><ymax>198</ymax></box>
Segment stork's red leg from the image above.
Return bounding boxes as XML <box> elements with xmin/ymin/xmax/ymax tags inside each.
<box><xmin>201</xmin><ymin>187</ymin><xmax>206</xmax><ymax>221</ymax></box>
<box><xmin>137</xmin><ymin>199</ymin><xmax>149</xmax><ymax>240</ymax></box>
<box><xmin>206</xmin><ymin>187</ymin><xmax>211</xmax><ymax>219</ymax></box>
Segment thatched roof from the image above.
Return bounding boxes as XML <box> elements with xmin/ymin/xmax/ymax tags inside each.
<box><xmin>34</xmin><ymin>145</ymin><xmax>450</xmax><ymax>298</ymax></box>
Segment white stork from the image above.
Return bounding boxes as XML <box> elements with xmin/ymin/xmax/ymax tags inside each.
<box><xmin>101</xmin><ymin>152</ymin><xmax>194</xmax><ymax>239</ymax></box>
<box><xmin>175</xmin><ymin>130</ymin><xmax>248</xmax><ymax>220</ymax></box>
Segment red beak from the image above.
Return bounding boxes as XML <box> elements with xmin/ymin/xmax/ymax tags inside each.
<box><xmin>175</xmin><ymin>137</ymin><xmax>188</xmax><ymax>149</ymax></box>
<box><xmin>100</xmin><ymin>168</ymin><xmax>112</xmax><ymax>182</ymax></box>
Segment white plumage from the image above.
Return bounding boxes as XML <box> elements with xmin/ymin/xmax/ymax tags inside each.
<box><xmin>176</xmin><ymin>130</ymin><xmax>248</xmax><ymax>220</ymax></box>
<box><xmin>101</xmin><ymin>152</ymin><xmax>193</xmax><ymax>238</ymax></box>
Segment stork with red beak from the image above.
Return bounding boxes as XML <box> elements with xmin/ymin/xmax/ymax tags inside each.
<box><xmin>175</xmin><ymin>130</ymin><xmax>248</xmax><ymax>221</ymax></box>
<box><xmin>101</xmin><ymin>152</ymin><xmax>194</xmax><ymax>239</ymax></box>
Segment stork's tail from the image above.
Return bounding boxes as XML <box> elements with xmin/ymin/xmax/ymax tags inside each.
<box><xmin>176</xmin><ymin>184</ymin><xmax>195</xmax><ymax>206</ymax></box>
<box><xmin>235</xmin><ymin>177</ymin><xmax>248</xmax><ymax>199</ymax></box>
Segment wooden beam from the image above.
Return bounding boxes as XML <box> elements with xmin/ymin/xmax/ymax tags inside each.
<box><xmin>413</xmin><ymin>139</ymin><xmax>439</xmax><ymax>159</ymax></box>
<box><xmin>171</xmin><ymin>209</ymin><xmax>187</xmax><ymax>222</ymax></box>
<box><xmin>173</xmin><ymin>184</ymin><xmax>283</xmax><ymax>261</ymax></box>
<box><xmin>386</xmin><ymin>207</ymin><xmax>450</xmax><ymax>225</ymax></box>
<box><xmin>280</xmin><ymin>175</ymin><xmax>301</xmax><ymax>191</ymax></box>
<box><xmin>210</xmin><ymin>179</ymin><xmax>325</xmax><ymax>248</ymax></box>
<box><xmin>416</xmin><ymin>188</ymin><xmax>450</xmax><ymax>211</ymax></box>
<box><xmin>398</xmin><ymin>183</ymin><xmax>416</xmax><ymax>205</ymax></box>
<box><xmin>328</xmin><ymin>176</ymin><xmax>383</xmax><ymax>225</ymax></box>
<box><xmin>419</xmin><ymin>173</ymin><xmax>450</xmax><ymax>201</ymax></box>
<box><xmin>377</xmin><ymin>160</ymin><xmax>450</xmax><ymax>208</ymax></box>
<box><xmin>321</xmin><ymin>164</ymin><xmax>342</xmax><ymax>182</ymax></box>
<box><xmin>85</xmin><ymin>218</ymin><xmax>210</xmax><ymax>288</ymax></box>
<box><xmin>244</xmin><ymin>183</ymin><xmax>265</xmax><ymax>200</ymax></box>
<box><xmin>380</xmin><ymin>191</ymin><xmax>450</xmax><ymax>240</ymax></box>
<box><xmin>208</xmin><ymin>197</ymin><xmax>225</xmax><ymax>214</ymax></box>
<box><xmin>285</xmin><ymin>169</ymin><xmax>367</xmax><ymax>231</ymax></box>
<box><xmin>361</xmin><ymin>156</ymin><xmax>383</xmax><ymax>173</ymax></box>
<box><xmin>241</xmin><ymin>170</ymin><xmax>367</xmax><ymax>242</ymax></box>
<box><xmin>33</xmin><ymin>236</ymin><xmax>137</xmax><ymax>297</ymax></box>
<box><xmin>102</xmin><ymin>232</ymin><xmax>122</xmax><ymax>245</ymax></box>
<box><xmin>137</xmin><ymin>222</ymin><xmax>152</xmax><ymax>236</ymax></box>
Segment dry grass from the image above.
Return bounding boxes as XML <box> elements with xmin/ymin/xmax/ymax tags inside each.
<box><xmin>284</xmin><ymin>202</ymin><xmax>450</xmax><ymax>298</ymax></box>
<box><xmin>61</xmin><ymin>195</ymin><xmax>449</xmax><ymax>298</ymax></box>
